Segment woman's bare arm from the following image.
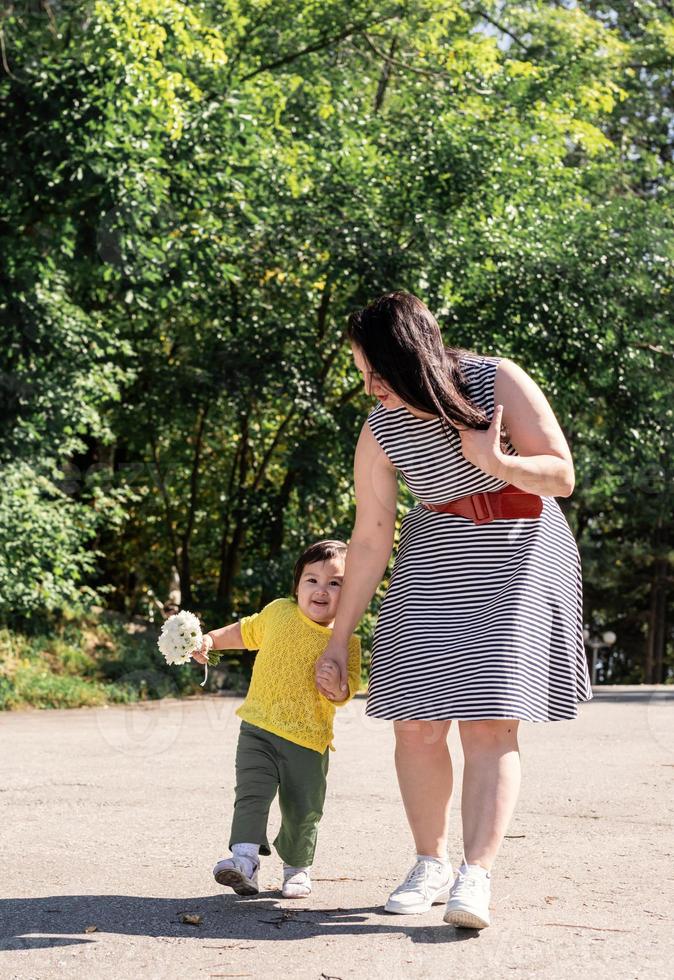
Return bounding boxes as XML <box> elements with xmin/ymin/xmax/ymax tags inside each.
<box><xmin>315</xmin><ymin>422</ymin><xmax>398</xmax><ymax>694</ymax></box>
<box><xmin>460</xmin><ymin>359</ymin><xmax>575</xmax><ymax>497</ymax></box>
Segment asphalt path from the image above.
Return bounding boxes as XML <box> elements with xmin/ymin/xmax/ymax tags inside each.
<box><xmin>1</xmin><ymin>687</ymin><xmax>673</xmax><ymax>979</ymax></box>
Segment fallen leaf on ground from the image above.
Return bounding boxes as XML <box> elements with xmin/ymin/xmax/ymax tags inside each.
<box><xmin>84</xmin><ymin>925</ymin><xmax>98</xmax><ymax>934</ymax></box>
<box><xmin>181</xmin><ymin>914</ymin><xmax>202</xmax><ymax>926</ymax></box>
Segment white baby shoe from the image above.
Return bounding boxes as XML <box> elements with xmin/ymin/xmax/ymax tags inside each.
<box><xmin>213</xmin><ymin>855</ymin><xmax>259</xmax><ymax>896</ymax></box>
<box><xmin>282</xmin><ymin>865</ymin><xmax>312</xmax><ymax>898</ymax></box>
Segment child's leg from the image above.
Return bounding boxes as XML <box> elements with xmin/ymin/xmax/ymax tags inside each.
<box><xmin>273</xmin><ymin>739</ymin><xmax>329</xmax><ymax>869</ymax></box>
<box><xmin>229</xmin><ymin>722</ymin><xmax>279</xmax><ymax>858</ymax></box>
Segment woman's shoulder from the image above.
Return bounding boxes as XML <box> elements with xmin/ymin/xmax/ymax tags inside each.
<box><xmin>365</xmin><ymin>400</ymin><xmax>398</xmax><ymax>436</ymax></box>
<box><xmin>457</xmin><ymin>352</ymin><xmax>510</xmax><ymax>416</ymax></box>
<box><xmin>458</xmin><ymin>351</ymin><xmax>507</xmax><ymax>393</ymax></box>
<box><xmin>365</xmin><ymin>401</ymin><xmax>414</xmax><ymax>456</ymax></box>
<box><xmin>458</xmin><ymin>351</ymin><xmax>504</xmax><ymax>373</ymax></box>
<box><xmin>366</xmin><ymin>400</ymin><xmax>387</xmax><ymax>424</ymax></box>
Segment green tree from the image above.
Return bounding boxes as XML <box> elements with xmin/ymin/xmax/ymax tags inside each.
<box><xmin>1</xmin><ymin>0</ymin><xmax>672</xmax><ymax>683</ymax></box>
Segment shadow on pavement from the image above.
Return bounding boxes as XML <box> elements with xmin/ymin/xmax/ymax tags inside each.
<box><xmin>0</xmin><ymin>895</ymin><xmax>481</xmax><ymax>949</ymax></box>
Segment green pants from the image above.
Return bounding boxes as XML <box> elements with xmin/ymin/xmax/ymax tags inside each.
<box><xmin>229</xmin><ymin>721</ymin><xmax>329</xmax><ymax>868</ymax></box>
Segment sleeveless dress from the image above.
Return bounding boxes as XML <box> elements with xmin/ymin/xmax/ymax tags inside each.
<box><xmin>366</xmin><ymin>353</ymin><xmax>593</xmax><ymax>722</ymax></box>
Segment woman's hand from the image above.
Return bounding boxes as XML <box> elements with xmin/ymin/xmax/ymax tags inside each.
<box><xmin>458</xmin><ymin>404</ymin><xmax>506</xmax><ymax>479</ymax></box>
<box><xmin>315</xmin><ymin>640</ymin><xmax>349</xmax><ymax>699</ymax></box>
<box><xmin>315</xmin><ymin>661</ymin><xmax>343</xmax><ymax>701</ymax></box>
<box><xmin>192</xmin><ymin>633</ymin><xmax>213</xmax><ymax>665</ymax></box>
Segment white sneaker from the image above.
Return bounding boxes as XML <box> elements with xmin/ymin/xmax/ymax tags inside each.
<box><xmin>213</xmin><ymin>856</ymin><xmax>259</xmax><ymax>896</ymax></box>
<box><xmin>282</xmin><ymin>867</ymin><xmax>312</xmax><ymax>898</ymax></box>
<box><xmin>443</xmin><ymin>864</ymin><xmax>491</xmax><ymax>928</ymax></box>
<box><xmin>385</xmin><ymin>857</ymin><xmax>452</xmax><ymax>914</ymax></box>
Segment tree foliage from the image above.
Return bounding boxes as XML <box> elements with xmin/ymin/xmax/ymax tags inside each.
<box><xmin>0</xmin><ymin>0</ymin><xmax>672</xmax><ymax>681</ymax></box>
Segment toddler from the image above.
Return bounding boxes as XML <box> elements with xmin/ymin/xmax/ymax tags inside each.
<box><xmin>193</xmin><ymin>539</ymin><xmax>361</xmax><ymax>898</ymax></box>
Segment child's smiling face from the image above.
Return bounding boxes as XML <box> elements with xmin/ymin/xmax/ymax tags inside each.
<box><xmin>296</xmin><ymin>556</ymin><xmax>345</xmax><ymax>627</ymax></box>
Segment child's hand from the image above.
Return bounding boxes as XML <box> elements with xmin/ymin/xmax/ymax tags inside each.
<box><xmin>315</xmin><ymin>641</ymin><xmax>349</xmax><ymax>698</ymax></box>
<box><xmin>192</xmin><ymin>633</ymin><xmax>213</xmax><ymax>665</ymax></box>
<box><xmin>316</xmin><ymin>660</ymin><xmax>344</xmax><ymax>701</ymax></box>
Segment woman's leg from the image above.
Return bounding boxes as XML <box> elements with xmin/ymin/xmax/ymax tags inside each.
<box><xmin>394</xmin><ymin>719</ymin><xmax>453</xmax><ymax>857</ymax></box>
<box><xmin>458</xmin><ymin>719</ymin><xmax>521</xmax><ymax>870</ymax></box>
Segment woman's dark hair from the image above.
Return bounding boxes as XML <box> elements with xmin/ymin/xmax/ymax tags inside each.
<box><xmin>292</xmin><ymin>539</ymin><xmax>348</xmax><ymax>598</ymax></box>
<box><xmin>347</xmin><ymin>291</ymin><xmax>494</xmax><ymax>436</ymax></box>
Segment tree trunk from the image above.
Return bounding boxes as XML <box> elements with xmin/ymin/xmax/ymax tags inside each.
<box><xmin>646</xmin><ymin>554</ymin><xmax>668</xmax><ymax>684</ymax></box>
<box><xmin>150</xmin><ymin>434</ymin><xmax>181</xmax><ymax>572</ymax></box>
<box><xmin>217</xmin><ymin>518</ymin><xmax>246</xmax><ymax>616</ymax></box>
<box><xmin>259</xmin><ymin>466</ymin><xmax>299</xmax><ymax>608</ymax></box>
<box><xmin>179</xmin><ymin>404</ymin><xmax>209</xmax><ymax>609</ymax></box>
<box><xmin>216</xmin><ymin>414</ymin><xmax>250</xmax><ymax>614</ymax></box>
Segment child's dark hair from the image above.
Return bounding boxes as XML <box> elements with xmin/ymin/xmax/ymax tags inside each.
<box><xmin>292</xmin><ymin>540</ymin><xmax>347</xmax><ymax>597</ymax></box>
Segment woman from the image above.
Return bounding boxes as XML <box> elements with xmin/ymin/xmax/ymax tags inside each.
<box><xmin>315</xmin><ymin>291</ymin><xmax>592</xmax><ymax>930</ymax></box>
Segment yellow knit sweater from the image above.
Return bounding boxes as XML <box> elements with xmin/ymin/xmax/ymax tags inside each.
<box><xmin>236</xmin><ymin>598</ymin><xmax>361</xmax><ymax>754</ymax></box>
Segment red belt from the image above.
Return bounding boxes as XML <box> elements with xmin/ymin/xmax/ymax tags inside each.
<box><xmin>422</xmin><ymin>485</ymin><xmax>543</xmax><ymax>525</ymax></box>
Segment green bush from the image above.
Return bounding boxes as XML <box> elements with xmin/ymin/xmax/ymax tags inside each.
<box><xmin>0</xmin><ymin>463</ymin><xmax>103</xmax><ymax>623</ymax></box>
<box><xmin>0</xmin><ymin>609</ymin><xmax>205</xmax><ymax>710</ymax></box>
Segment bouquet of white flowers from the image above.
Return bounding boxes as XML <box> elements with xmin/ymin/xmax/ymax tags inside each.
<box><xmin>157</xmin><ymin>610</ymin><xmax>222</xmax><ymax>685</ymax></box>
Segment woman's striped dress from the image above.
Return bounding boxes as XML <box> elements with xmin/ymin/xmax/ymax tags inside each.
<box><xmin>366</xmin><ymin>353</ymin><xmax>593</xmax><ymax>722</ymax></box>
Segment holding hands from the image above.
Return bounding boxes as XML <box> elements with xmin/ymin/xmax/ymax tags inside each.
<box><xmin>315</xmin><ymin>659</ymin><xmax>344</xmax><ymax>701</ymax></box>
<box><xmin>315</xmin><ymin>639</ymin><xmax>349</xmax><ymax>701</ymax></box>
